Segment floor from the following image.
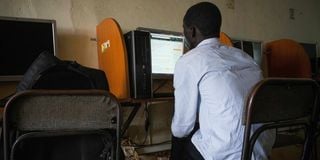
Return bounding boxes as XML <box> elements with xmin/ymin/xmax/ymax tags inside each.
<box><xmin>123</xmin><ymin>138</ymin><xmax>320</xmax><ymax>160</ymax></box>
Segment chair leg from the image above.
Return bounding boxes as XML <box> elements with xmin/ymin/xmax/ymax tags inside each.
<box><xmin>314</xmin><ymin>133</ymin><xmax>319</xmax><ymax>160</ymax></box>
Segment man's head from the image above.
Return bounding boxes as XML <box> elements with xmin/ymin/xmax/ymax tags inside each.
<box><xmin>183</xmin><ymin>2</ymin><xmax>222</xmax><ymax>49</ymax></box>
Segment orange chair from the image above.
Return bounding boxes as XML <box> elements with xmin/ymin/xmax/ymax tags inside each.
<box><xmin>220</xmin><ymin>32</ymin><xmax>233</xmax><ymax>47</ymax></box>
<box><xmin>262</xmin><ymin>39</ymin><xmax>316</xmax><ymax>154</ymax></box>
<box><xmin>263</xmin><ymin>39</ymin><xmax>312</xmax><ymax>78</ymax></box>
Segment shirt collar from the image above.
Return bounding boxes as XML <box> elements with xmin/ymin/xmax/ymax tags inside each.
<box><xmin>196</xmin><ymin>38</ymin><xmax>220</xmax><ymax>48</ymax></box>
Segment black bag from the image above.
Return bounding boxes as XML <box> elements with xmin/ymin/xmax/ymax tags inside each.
<box><xmin>17</xmin><ymin>51</ymin><xmax>109</xmax><ymax>91</ymax></box>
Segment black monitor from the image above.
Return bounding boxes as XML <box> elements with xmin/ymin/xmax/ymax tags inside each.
<box><xmin>0</xmin><ymin>16</ymin><xmax>57</xmax><ymax>82</ymax></box>
<box><xmin>232</xmin><ymin>39</ymin><xmax>262</xmax><ymax>66</ymax></box>
<box><xmin>138</xmin><ymin>28</ymin><xmax>185</xmax><ymax>79</ymax></box>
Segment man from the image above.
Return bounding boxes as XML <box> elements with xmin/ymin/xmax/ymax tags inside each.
<box><xmin>171</xmin><ymin>2</ymin><xmax>275</xmax><ymax>160</ymax></box>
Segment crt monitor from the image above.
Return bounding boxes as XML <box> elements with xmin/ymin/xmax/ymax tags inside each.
<box><xmin>147</xmin><ymin>30</ymin><xmax>184</xmax><ymax>78</ymax></box>
<box><xmin>0</xmin><ymin>16</ymin><xmax>57</xmax><ymax>82</ymax></box>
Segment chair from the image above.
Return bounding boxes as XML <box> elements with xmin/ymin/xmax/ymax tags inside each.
<box><xmin>263</xmin><ymin>39</ymin><xmax>312</xmax><ymax>78</ymax></box>
<box><xmin>3</xmin><ymin>90</ymin><xmax>121</xmax><ymax>160</ymax></box>
<box><xmin>241</xmin><ymin>78</ymin><xmax>320</xmax><ymax>160</ymax></box>
<box><xmin>263</xmin><ymin>39</ymin><xmax>315</xmax><ymax>148</ymax></box>
<box><xmin>219</xmin><ymin>32</ymin><xmax>233</xmax><ymax>47</ymax></box>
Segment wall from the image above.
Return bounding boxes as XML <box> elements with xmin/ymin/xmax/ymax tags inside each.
<box><xmin>0</xmin><ymin>0</ymin><xmax>320</xmax><ymax>143</ymax></box>
<box><xmin>1</xmin><ymin>0</ymin><xmax>319</xmax><ymax>69</ymax></box>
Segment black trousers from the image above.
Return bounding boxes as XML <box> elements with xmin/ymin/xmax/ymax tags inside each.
<box><xmin>171</xmin><ymin>123</ymin><xmax>204</xmax><ymax>160</ymax></box>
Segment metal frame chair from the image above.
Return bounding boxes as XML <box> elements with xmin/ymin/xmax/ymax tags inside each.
<box><xmin>241</xmin><ymin>78</ymin><xmax>320</xmax><ymax>160</ymax></box>
<box><xmin>3</xmin><ymin>90</ymin><xmax>121</xmax><ymax>160</ymax></box>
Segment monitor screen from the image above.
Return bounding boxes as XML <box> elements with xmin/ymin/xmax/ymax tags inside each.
<box><xmin>150</xmin><ymin>32</ymin><xmax>184</xmax><ymax>76</ymax></box>
<box><xmin>232</xmin><ymin>39</ymin><xmax>262</xmax><ymax>66</ymax></box>
<box><xmin>0</xmin><ymin>16</ymin><xmax>57</xmax><ymax>81</ymax></box>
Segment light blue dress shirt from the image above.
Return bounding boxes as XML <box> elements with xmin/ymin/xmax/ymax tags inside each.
<box><xmin>172</xmin><ymin>38</ymin><xmax>275</xmax><ymax>160</ymax></box>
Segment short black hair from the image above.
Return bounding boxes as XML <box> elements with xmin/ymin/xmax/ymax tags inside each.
<box><xmin>183</xmin><ymin>2</ymin><xmax>222</xmax><ymax>37</ymax></box>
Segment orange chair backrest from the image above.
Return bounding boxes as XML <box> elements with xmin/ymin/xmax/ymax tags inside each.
<box><xmin>264</xmin><ymin>39</ymin><xmax>311</xmax><ymax>78</ymax></box>
<box><xmin>220</xmin><ymin>32</ymin><xmax>233</xmax><ymax>47</ymax></box>
<box><xmin>96</xmin><ymin>18</ymin><xmax>130</xmax><ymax>99</ymax></box>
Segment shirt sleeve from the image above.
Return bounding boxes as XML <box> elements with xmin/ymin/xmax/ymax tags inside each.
<box><xmin>171</xmin><ymin>60</ymin><xmax>199</xmax><ymax>138</ymax></box>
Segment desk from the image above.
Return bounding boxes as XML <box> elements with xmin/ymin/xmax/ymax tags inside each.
<box><xmin>119</xmin><ymin>97</ymin><xmax>173</xmax><ymax>137</ymax></box>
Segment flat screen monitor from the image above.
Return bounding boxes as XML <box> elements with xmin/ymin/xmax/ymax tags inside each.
<box><xmin>149</xmin><ymin>31</ymin><xmax>184</xmax><ymax>78</ymax></box>
<box><xmin>232</xmin><ymin>39</ymin><xmax>262</xmax><ymax>66</ymax></box>
<box><xmin>0</xmin><ymin>16</ymin><xmax>57</xmax><ymax>82</ymax></box>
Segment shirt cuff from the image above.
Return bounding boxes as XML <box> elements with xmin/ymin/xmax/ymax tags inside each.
<box><xmin>171</xmin><ymin>124</ymin><xmax>193</xmax><ymax>138</ymax></box>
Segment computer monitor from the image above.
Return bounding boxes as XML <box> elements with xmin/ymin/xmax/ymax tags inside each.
<box><xmin>136</xmin><ymin>28</ymin><xmax>184</xmax><ymax>79</ymax></box>
<box><xmin>232</xmin><ymin>39</ymin><xmax>262</xmax><ymax>66</ymax></box>
<box><xmin>0</xmin><ymin>16</ymin><xmax>57</xmax><ymax>82</ymax></box>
